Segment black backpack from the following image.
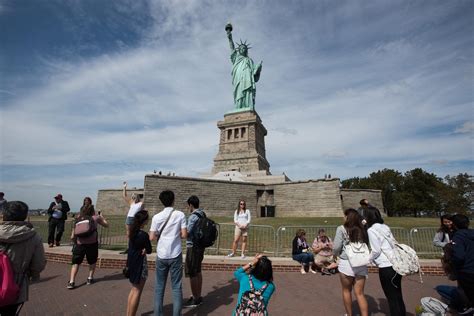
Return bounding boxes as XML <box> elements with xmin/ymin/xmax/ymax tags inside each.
<box><xmin>193</xmin><ymin>211</ymin><xmax>218</xmax><ymax>248</ymax></box>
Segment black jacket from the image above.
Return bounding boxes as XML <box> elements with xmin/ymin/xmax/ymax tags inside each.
<box><xmin>47</xmin><ymin>200</ymin><xmax>70</xmax><ymax>221</ymax></box>
<box><xmin>452</xmin><ymin>228</ymin><xmax>474</xmax><ymax>274</ymax></box>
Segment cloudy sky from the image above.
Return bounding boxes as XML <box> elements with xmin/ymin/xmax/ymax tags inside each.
<box><xmin>1</xmin><ymin>0</ymin><xmax>473</xmax><ymax>210</ymax></box>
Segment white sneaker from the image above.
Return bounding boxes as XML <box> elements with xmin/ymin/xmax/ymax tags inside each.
<box><xmin>241</xmin><ymin>254</ymin><xmax>246</xmax><ymax>259</ymax></box>
<box><xmin>226</xmin><ymin>253</ymin><xmax>234</xmax><ymax>257</ymax></box>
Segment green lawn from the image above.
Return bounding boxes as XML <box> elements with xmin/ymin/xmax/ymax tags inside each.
<box><xmin>208</xmin><ymin>216</ymin><xmax>440</xmax><ymax>229</ymax></box>
<box><xmin>27</xmin><ymin>215</ymin><xmax>441</xmax><ymax>257</ymax></box>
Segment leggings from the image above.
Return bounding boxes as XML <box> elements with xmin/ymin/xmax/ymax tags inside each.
<box><xmin>379</xmin><ymin>266</ymin><xmax>406</xmax><ymax>316</ymax></box>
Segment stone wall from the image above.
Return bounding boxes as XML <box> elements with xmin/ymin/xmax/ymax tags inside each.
<box><xmin>340</xmin><ymin>189</ymin><xmax>384</xmax><ymax>212</ymax></box>
<box><xmin>144</xmin><ymin>175</ymin><xmax>262</xmax><ymax>217</ymax></box>
<box><xmin>144</xmin><ymin>175</ymin><xmax>344</xmax><ymax>217</ymax></box>
<box><xmin>96</xmin><ymin>178</ymin><xmax>384</xmax><ymax>218</ymax></box>
<box><xmin>96</xmin><ymin>188</ymin><xmax>144</xmax><ymax>216</ymax></box>
<box><xmin>271</xmin><ymin>179</ymin><xmax>343</xmax><ymax>217</ymax></box>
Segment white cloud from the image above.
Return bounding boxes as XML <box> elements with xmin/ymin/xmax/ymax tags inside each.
<box><xmin>455</xmin><ymin>121</ymin><xmax>474</xmax><ymax>134</ymax></box>
<box><xmin>1</xmin><ymin>1</ymin><xmax>473</xmax><ymax>208</ymax></box>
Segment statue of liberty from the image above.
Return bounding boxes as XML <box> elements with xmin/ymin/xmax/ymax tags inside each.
<box><xmin>225</xmin><ymin>23</ymin><xmax>262</xmax><ymax>111</ymax></box>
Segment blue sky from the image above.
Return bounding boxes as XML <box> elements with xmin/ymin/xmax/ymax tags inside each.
<box><xmin>1</xmin><ymin>0</ymin><xmax>473</xmax><ymax>210</ymax></box>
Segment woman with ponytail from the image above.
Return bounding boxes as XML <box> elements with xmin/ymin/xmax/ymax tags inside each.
<box><xmin>126</xmin><ymin>210</ymin><xmax>152</xmax><ymax>316</ymax></box>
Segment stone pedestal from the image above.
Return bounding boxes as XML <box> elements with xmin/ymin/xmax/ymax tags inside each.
<box><xmin>212</xmin><ymin>110</ymin><xmax>270</xmax><ymax>174</ymax></box>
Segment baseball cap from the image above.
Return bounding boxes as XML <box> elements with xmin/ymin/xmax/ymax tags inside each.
<box><xmin>54</xmin><ymin>194</ymin><xmax>63</xmax><ymax>199</ymax></box>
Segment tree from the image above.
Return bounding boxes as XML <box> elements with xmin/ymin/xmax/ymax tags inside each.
<box><xmin>440</xmin><ymin>173</ymin><xmax>474</xmax><ymax>214</ymax></box>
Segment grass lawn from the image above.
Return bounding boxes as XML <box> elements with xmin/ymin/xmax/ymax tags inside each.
<box><xmin>28</xmin><ymin>215</ymin><xmax>441</xmax><ymax>257</ymax></box>
<box><xmin>209</xmin><ymin>216</ymin><xmax>440</xmax><ymax>229</ymax></box>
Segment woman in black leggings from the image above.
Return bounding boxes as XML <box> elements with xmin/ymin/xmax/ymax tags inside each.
<box><xmin>365</xmin><ymin>207</ymin><xmax>406</xmax><ymax>315</ymax></box>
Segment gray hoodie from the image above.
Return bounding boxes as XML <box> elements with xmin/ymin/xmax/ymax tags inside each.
<box><xmin>0</xmin><ymin>222</ymin><xmax>46</xmax><ymax>304</ymax></box>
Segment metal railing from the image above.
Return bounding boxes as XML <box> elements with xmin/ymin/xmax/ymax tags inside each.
<box><xmin>409</xmin><ymin>227</ymin><xmax>442</xmax><ymax>258</ymax></box>
<box><xmin>29</xmin><ymin>220</ymin><xmax>443</xmax><ymax>258</ymax></box>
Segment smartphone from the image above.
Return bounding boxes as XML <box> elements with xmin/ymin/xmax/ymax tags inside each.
<box><xmin>98</xmin><ymin>211</ymin><xmax>102</xmax><ymax>215</ymax></box>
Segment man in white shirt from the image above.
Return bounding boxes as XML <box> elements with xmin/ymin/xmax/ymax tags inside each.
<box><xmin>149</xmin><ymin>190</ymin><xmax>187</xmax><ymax>316</ymax></box>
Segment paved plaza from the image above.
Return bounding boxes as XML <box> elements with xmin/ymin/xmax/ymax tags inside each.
<box><xmin>22</xmin><ymin>261</ymin><xmax>455</xmax><ymax>316</ymax></box>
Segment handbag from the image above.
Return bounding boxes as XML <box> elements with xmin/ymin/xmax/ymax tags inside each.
<box><xmin>342</xmin><ymin>227</ymin><xmax>370</xmax><ymax>268</ymax></box>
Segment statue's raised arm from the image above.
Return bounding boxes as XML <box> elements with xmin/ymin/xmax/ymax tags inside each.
<box><xmin>225</xmin><ymin>23</ymin><xmax>235</xmax><ymax>51</ymax></box>
<box><xmin>224</xmin><ymin>23</ymin><xmax>262</xmax><ymax>112</ymax></box>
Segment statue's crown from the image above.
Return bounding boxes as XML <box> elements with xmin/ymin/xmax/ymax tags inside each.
<box><xmin>237</xmin><ymin>39</ymin><xmax>251</xmax><ymax>50</ymax></box>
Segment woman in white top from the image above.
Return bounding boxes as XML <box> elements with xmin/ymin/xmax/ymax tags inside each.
<box><xmin>365</xmin><ymin>206</ymin><xmax>406</xmax><ymax>316</ymax></box>
<box><xmin>228</xmin><ymin>199</ymin><xmax>251</xmax><ymax>259</ymax></box>
<box><xmin>123</xmin><ymin>182</ymin><xmax>143</xmax><ymax>236</ymax></box>
<box><xmin>433</xmin><ymin>214</ymin><xmax>454</xmax><ymax>249</ymax></box>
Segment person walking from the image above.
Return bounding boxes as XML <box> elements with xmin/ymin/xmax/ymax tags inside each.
<box><xmin>365</xmin><ymin>206</ymin><xmax>406</xmax><ymax>316</ymax></box>
<box><xmin>0</xmin><ymin>201</ymin><xmax>46</xmax><ymax>316</ymax></box>
<box><xmin>126</xmin><ymin>210</ymin><xmax>152</xmax><ymax>316</ymax></box>
<box><xmin>333</xmin><ymin>208</ymin><xmax>369</xmax><ymax>316</ymax></box>
<box><xmin>47</xmin><ymin>193</ymin><xmax>70</xmax><ymax>247</ymax></box>
<box><xmin>183</xmin><ymin>195</ymin><xmax>205</xmax><ymax>308</ymax></box>
<box><xmin>228</xmin><ymin>199</ymin><xmax>251</xmax><ymax>259</ymax></box>
<box><xmin>67</xmin><ymin>197</ymin><xmax>108</xmax><ymax>289</ymax></box>
<box><xmin>149</xmin><ymin>190</ymin><xmax>187</xmax><ymax>316</ymax></box>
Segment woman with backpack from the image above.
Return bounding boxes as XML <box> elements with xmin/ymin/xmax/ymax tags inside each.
<box><xmin>433</xmin><ymin>214</ymin><xmax>454</xmax><ymax>249</ymax></box>
<box><xmin>67</xmin><ymin>197</ymin><xmax>108</xmax><ymax>289</ymax></box>
<box><xmin>126</xmin><ymin>210</ymin><xmax>152</xmax><ymax>316</ymax></box>
<box><xmin>333</xmin><ymin>208</ymin><xmax>369</xmax><ymax>316</ymax></box>
<box><xmin>365</xmin><ymin>206</ymin><xmax>406</xmax><ymax>316</ymax></box>
<box><xmin>234</xmin><ymin>254</ymin><xmax>275</xmax><ymax>315</ymax></box>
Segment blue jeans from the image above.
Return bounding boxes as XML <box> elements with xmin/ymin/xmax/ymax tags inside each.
<box><xmin>293</xmin><ymin>252</ymin><xmax>314</xmax><ymax>265</ymax></box>
<box><xmin>154</xmin><ymin>253</ymin><xmax>183</xmax><ymax>316</ymax></box>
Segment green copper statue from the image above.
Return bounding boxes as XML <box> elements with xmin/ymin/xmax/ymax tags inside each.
<box><xmin>225</xmin><ymin>23</ymin><xmax>262</xmax><ymax>111</ymax></box>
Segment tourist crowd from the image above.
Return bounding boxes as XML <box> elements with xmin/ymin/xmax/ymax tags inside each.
<box><xmin>0</xmin><ymin>190</ymin><xmax>473</xmax><ymax>316</ymax></box>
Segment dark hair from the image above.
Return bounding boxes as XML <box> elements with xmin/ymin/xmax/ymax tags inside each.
<box><xmin>237</xmin><ymin>199</ymin><xmax>246</xmax><ymax>211</ymax></box>
<box><xmin>295</xmin><ymin>229</ymin><xmax>306</xmax><ymax>238</ymax></box>
<box><xmin>80</xmin><ymin>197</ymin><xmax>95</xmax><ymax>218</ymax></box>
<box><xmin>441</xmin><ymin>243</ymin><xmax>457</xmax><ymax>280</ymax></box>
<box><xmin>130</xmin><ymin>210</ymin><xmax>149</xmax><ymax>239</ymax></box>
<box><xmin>159</xmin><ymin>190</ymin><xmax>175</xmax><ymax>207</ymax></box>
<box><xmin>251</xmin><ymin>256</ymin><xmax>273</xmax><ymax>282</ymax></box>
<box><xmin>359</xmin><ymin>199</ymin><xmax>368</xmax><ymax>206</ymax></box>
<box><xmin>3</xmin><ymin>201</ymin><xmax>29</xmax><ymax>221</ymax></box>
<box><xmin>343</xmin><ymin>208</ymin><xmax>368</xmax><ymax>243</ymax></box>
<box><xmin>451</xmin><ymin>214</ymin><xmax>470</xmax><ymax>230</ymax></box>
<box><xmin>364</xmin><ymin>206</ymin><xmax>384</xmax><ymax>228</ymax></box>
<box><xmin>187</xmin><ymin>195</ymin><xmax>200</xmax><ymax>209</ymax></box>
<box><xmin>438</xmin><ymin>214</ymin><xmax>453</xmax><ymax>233</ymax></box>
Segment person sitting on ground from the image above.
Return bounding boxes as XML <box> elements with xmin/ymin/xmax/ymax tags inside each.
<box><xmin>233</xmin><ymin>254</ymin><xmax>275</xmax><ymax>315</ymax></box>
<box><xmin>312</xmin><ymin>228</ymin><xmax>337</xmax><ymax>275</ymax></box>
<box><xmin>126</xmin><ymin>210</ymin><xmax>152</xmax><ymax>316</ymax></box>
<box><xmin>292</xmin><ymin>229</ymin><xmax>317</xmax><ymax>274</ymax></box>
<box><xmin>433</xmin><ymin>214</ymin><xmax>455</xmax><ymax>249</ymax></box>
<box><xmin>67</xmin><ymin>197</ymin><xmax>109</xmax><ymax>289</ymax></box>
<box><xmin>0</xmin><ymin>201</ymin><xmax>46</xmax><ymax>316</ymax></box>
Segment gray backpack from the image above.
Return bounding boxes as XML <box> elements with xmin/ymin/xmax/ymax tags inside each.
<box><xmin>419</xmin><ymin>297</ymin><xmax>448</xmax><ymax>316</ymax></box>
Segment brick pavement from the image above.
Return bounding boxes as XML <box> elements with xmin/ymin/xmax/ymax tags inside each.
<box><xmin>22</xmin><ymin>260</ymin><xmax>455</xmax><ymax>316</ymax></box>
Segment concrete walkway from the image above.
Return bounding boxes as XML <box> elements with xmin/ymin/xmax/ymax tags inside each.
<box><xmin>21</xmin><ymin>247</ymin><xmax>455</xmax><ymax>316</ymax></box>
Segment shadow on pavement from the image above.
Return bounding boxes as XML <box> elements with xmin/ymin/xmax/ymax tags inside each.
<box><xmin>182</xmin><ymin>278</ymin><xmax>238</xmax><ymax>316</ymax></box>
